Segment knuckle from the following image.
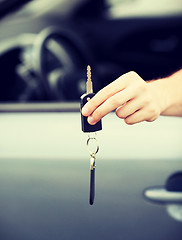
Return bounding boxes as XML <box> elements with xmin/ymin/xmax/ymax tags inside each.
<box><xmin>150</xmin><ymin>107</ymin><xmax>158</xmax><ymax>115</ymax></box>
<box><xmin>143</xmin><ymin>96</ymin><xmax>151</xmax><ymax>106</ymax></box>
<box><xmin>125</xmin><ymin>71</ymin><xmax>137</xmax><ymax>84</ymax></box>
<box><xmin>127</xmin><ymin>71</ymin><xmax>138</xmax><ymax>78</ymax></box>
<box><xmin>147</xmin><ymin>106</ymin><xmax>160</xmax><ymax>122</ymax></box>
<box><xmin>147</xmin><ymin>116</ymin><xmax>157</xmax><ymax>122</ymax></box>
<box><xmin>137</xmin><ymin>82</ymin><xmax>147</xmax><ymax>94</ymax></box>
<box><xmin>126</xmin><ymin>71</ymin><xmax>141</xmax><ymax>83</ymax></box>
<box><xmin>140</xmin><ymin>82</ymin><xmax>147</xmax><ymax>91</ymax></box>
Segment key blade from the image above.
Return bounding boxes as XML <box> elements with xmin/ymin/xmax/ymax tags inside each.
<box><xmin>86</xmin><ymin>65</ymin><xmax>93</xmax><ymax>94</ymax></box>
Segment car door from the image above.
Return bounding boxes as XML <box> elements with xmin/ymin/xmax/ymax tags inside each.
<box><xmin>0</xmin><ymin>107</ymin><xmax>181</xmax><ymax>240</ymax></box>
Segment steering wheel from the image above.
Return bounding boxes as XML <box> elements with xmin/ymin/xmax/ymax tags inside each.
<box><xmin>33</xmin><ymin>27</ymin><xmax>96</xmax><ymax>100</ymax></box>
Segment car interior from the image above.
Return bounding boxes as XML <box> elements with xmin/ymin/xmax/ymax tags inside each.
<box><xmin>0</xmin><ymin>0</ymin><xmax>182</xmax><ymax>104</ymax></box>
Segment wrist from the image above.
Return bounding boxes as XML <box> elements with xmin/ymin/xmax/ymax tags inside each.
<box><xmin>147</xmin><ymin>78</ymin><xmax>169</xmax><ymax>115</ymax></box>
<box><xmin>147</xmin><ymin>70</ymin><xmax>182</xmax><ymax>117</ymax></box>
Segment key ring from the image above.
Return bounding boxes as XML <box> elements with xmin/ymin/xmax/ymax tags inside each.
<box><xmin>86</xmin><ymin>136</ymin><xmax>99</xmax><ymax>157</ymax></box>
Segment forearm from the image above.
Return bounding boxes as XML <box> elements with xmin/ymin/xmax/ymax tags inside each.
<box><xmin>147</xmin><ymin>69</ymin><xmax>182</xmax><ymax>117</ymax></box>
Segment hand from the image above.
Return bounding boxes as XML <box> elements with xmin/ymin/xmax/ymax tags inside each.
<box><xmin>82</xmin><ymin>71</ymin><xmax>161</xmax><ymax>125</ymax></box>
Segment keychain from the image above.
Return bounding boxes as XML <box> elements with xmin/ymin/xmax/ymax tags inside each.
<box><xmin>87</xmin><ymin>134</ymin><xmax>99</xmax><ymax>205</ymax></box>
<box><xmin>80</xmin><ymin>65</ymin><xmax>102</xmax><ymax>205</ymax></box>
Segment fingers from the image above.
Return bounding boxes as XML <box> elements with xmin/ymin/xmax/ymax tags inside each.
<box><xmin>81</xmin><ymin>71</ymin><xmax>160</xmax><ymax>125</ymax></box>
<box><xmin>124</xmin><ymin>109</ymin><xmax>146</xmax><ymax>125</ymax></box>
<box><xmin>116</xmin><ymin>94</ymin><xmax>160</xmax><ymax>124</ymax></box>
<box><xmin>124</xmin><ymin>106</ymin><xmax>159</xmax><ymax>125</ymax></box>
<box><xmin>115</xmin><ymin>95</ymin><xmax>150</xmax><ymax>119</ymax></box>
<box><xmin>87</xmin><ymin>84</ymin><xmax>138</xmax><ymax>125</ymax></box>
<box><xmin>82</xmin><ymin>71</ymin><xmax>141</xmax><ymax>117</ymax></box>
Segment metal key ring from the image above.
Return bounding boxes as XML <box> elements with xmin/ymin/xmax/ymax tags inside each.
<box><xmin>87</xmin><ymin>137</ymin><xmax>99</xmax><ymax>156</ymax></box>
<box><xmin>88</xmin><ymin>132</ymin><xmax>97</xmax><ymax>139</ymax></box>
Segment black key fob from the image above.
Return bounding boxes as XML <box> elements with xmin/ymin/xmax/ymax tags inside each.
<box><xmin>80</xmin><ymin>93</ymin><xmax>102</xmax><ymax>133</ymax></box>
<box><xmin>89</xmin><ymin>166</ymin><xmax>95</xmax><ymax>205</ymax></box>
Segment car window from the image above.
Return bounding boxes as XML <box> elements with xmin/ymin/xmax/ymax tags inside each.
<box><xmin>0</xmin><ymin>0</ymin><xmax>182</xmax><ymax>104</ymax></box>
<box><xmin>107</xmin><ymin>0</ymin><xmax>182</xmax><ymax>18</ymax></box>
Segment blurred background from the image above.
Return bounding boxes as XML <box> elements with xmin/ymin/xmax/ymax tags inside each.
<box><xmin>0</xmin><ymin>0</ymin><xmax>182</xmax><ymax>102</ymax></box>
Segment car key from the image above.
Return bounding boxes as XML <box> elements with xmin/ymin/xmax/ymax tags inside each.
<box><xmin>80</xmin><ymin>65</ymin><xmax>102</xmax><ymax>133</ymax></box>
<box><xmin>81</xmin><ymin>65</ymin><xmax>101</xmax><ymax>205</ymax></box>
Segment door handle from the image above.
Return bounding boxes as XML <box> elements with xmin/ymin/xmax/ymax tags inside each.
<box><xmin>144</xmin><ymin>187</ymin><xmax>182</xmax><ymax>204</ymax></box>
<box><xmin>144</xmin><ymin>172</ymin><xmax>182</xmax><ymax>204</ymax></box>
<box><xmin>143</xmin><ymin>172</ymin><xmax>182</xmax><ymax>222</ymax></box>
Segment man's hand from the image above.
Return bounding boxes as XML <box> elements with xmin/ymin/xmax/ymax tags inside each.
<box><xmin>82</xmin><ymin>71</ymin><xmax>161</xmax><ymax>125</ymax></box>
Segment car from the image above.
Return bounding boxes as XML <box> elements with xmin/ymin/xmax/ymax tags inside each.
<box><xmin>0</xmin><ymin>0</ymin><xmax>182</xmax><ymax>240</ymax></box>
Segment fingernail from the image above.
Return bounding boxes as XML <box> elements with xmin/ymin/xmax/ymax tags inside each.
<box><xmin>82</xmin><ymin>107</ymin><xmax>89</xmax><ymax>116</ymax></box>
<box><xmin>88</xmin><ymin>116</ymin><xmax>96</xmax><ymax>125</ymax></box>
